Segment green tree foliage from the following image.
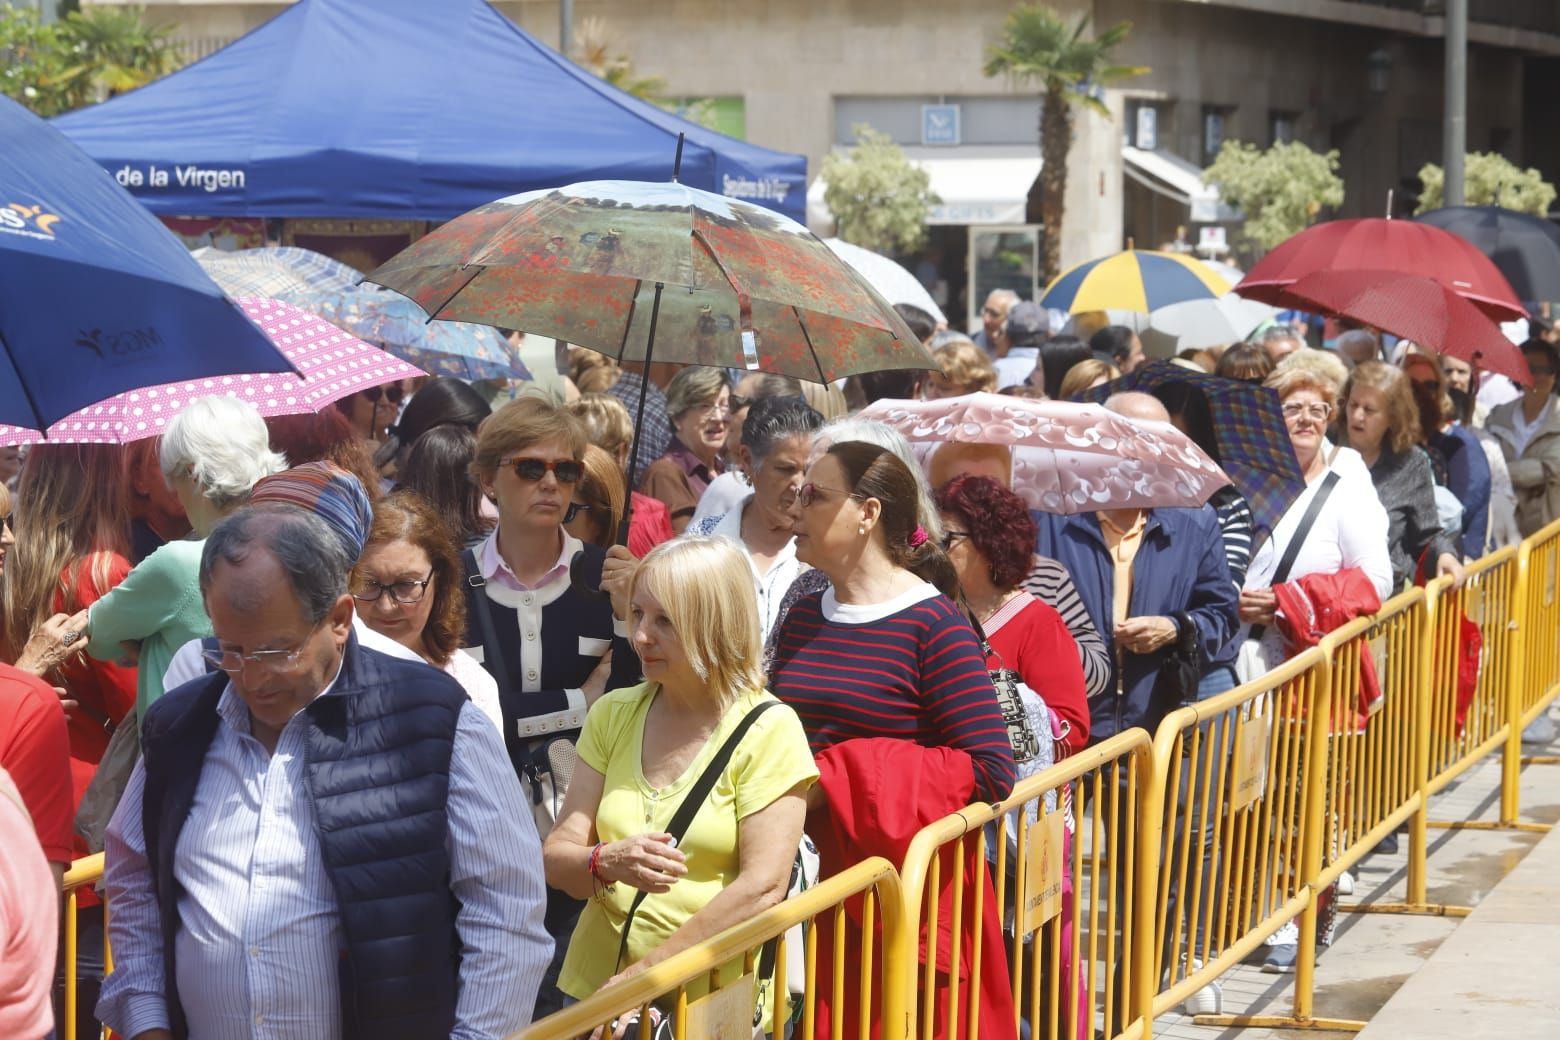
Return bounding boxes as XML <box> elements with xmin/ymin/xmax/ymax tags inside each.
<box><xmin>821</xmin><ymin>125</ymin><xmax>939</xmax><ymax>254</ymax></box>
<box><xmin>1204</xmin><ymin>140</ymin><xmax>1345</xmax><ymax>251</ymax></box>
<box><xmin>570</xmin><ymin>16</ymin><xmax>718</xmax><ymax>130</ymax></box>
<box><xmin>984</xmin><ymin>4</ymin><xmax>1146</xmax><ymax>280</ymax></box>
<box><xmin>1415</xmin><ymin>153</ymin><xmax>1557</xmax><ymax>215</ymax></box>
<box><xmin>1</xmin><ymin>4</ymin><xmax>184</xmax><ymax>117</ymax></box>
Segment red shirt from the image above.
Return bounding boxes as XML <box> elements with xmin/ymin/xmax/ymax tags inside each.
<box><xmin>0</xmin><ymin>665</ymin><xmax>73</xmax><ymax>864</ymax></box>
<box><xmin>985</xmin><ymin>593</ymin><xmax>1091</xmax><ymax>755</ymax></box>
<box><xmin>627</xmin><ymin>492</ymin><xmax>675</xmax><ymax>558</ymax></box>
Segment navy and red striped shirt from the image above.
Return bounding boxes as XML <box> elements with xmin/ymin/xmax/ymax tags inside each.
<box><xmin>770</xmin><ymin>585</ymin><xmax>1017</xmax><ymax>802</ymax></box>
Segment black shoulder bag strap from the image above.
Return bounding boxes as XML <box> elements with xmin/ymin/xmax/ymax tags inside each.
<box><xmin>615</xmin><ymin>699</ymin><xmax>781</xmax><ymax>972</ymax></box>
<box><xmin>1251</xmin><ymin>470</ymin><xmax>1341</xmax><ymax>643</ymax></box>
<box><xmin>461</xmin><ymin>547</ymin><xmax>514</xmax><ymax>695</ymax></box>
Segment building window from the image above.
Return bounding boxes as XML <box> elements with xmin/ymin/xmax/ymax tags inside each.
<box><xmin>1202</xmin><ymin>106</ymin><xmax>1230</xmax><ymax>165</ymax></box>
<box><xmin>1125</xmin><ymin>100</ymin><xmax>1162</xmax><ymax>151</ymax></box>
<box><xmin>1271</xmin><ymin>111</ymin><xmax>1297</xmax><ymax>146</ymax></box>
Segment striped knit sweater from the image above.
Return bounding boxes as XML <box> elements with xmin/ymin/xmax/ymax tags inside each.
<box><xmin>769</xmin><ymin>583</ymin><xmax>1017</xmax><ymax>802</ymax></box>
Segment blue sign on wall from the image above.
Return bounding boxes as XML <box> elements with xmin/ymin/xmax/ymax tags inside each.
<box><xmin>921</xmin><ymin>104</ymin><xmax>961</xmax><ymax>146</ymax></box>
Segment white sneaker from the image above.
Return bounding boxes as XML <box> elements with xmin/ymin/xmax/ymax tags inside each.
<box><xmin>1337</xmin><ymin>870</ymin><xmax>1355</xmax><ymax>895</ymax></box>
<box><xmin>1182</xmin><ymin>959</ymin><xmax>1223</xmax><ymax>1016</ymax></box>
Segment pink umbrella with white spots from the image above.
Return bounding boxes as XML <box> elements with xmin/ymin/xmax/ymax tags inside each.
<box><xmin>0</xmin><ymin>297</ymin><xmax>424</xmax><ymax>445</ymax></box>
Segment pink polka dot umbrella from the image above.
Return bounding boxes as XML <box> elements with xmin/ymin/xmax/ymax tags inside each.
<box><xmin>0</xmin><ymin>297</ymin><xmax>424</xmax><ymax>445</ymax></box>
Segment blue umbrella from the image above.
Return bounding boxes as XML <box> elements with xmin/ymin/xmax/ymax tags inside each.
<box><xmin>0</xmin><ymin>97</ymin><xmax>294</xmax><ymax>430</ymax></box>
<box><xmin>282</xmin><ymin>285</ymin><xmax>531</xmax><ymax>382</ymax></box>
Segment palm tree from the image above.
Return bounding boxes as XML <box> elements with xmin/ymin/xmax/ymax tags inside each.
<box><xmin>985</xmin><ymin>5</ymin><xmax>1146</xmax><ymax>280</ymax></box>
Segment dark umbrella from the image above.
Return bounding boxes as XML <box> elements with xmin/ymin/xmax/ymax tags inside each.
<box><xmin>368</xmin><ymin>151</ymin><xmax>934</xmax><ymax>505</ymax></box>
<box><xmin>0</xmin><ymin>97</ymin><xmax>295</xmax><ymax>430</ymax></box>
<box><xmin>1415</xmin><ymin>206</ymin><xmax>1560</xmax><ymax>305</ymax></box>
<box><xmin>1082</xmin><ymin>361</ymin><xmax>1306</xmax><ymax>537</ymax></box>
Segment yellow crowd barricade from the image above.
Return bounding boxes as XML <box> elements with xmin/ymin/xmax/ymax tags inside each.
<box><xmin>61</xmin><ymin>851</ymin><xmax>108</xmax><ymax>1040</ymax></box>
<box><xmin>509</xmin><ymin>856</ymin><xmax>907</xmax><ymax>1040</ymax></box>
<box><xmin>894</xmin><ymin>729</ymin><xmax>1158</xmax><ymax>1040</ymax></box>
<box><xmin>1144</xmin><ymin>647</ymin><xmax>1330</xmax><ymax>1029</ymax></box>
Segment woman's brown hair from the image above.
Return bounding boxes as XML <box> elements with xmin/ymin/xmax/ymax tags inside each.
<box><xmin>574</xmin><ymin>445</ymin><xmax>626</xmax><ymax>549</ymax></box>
<box><xmin>827</xmin><ymin>440</ymin><xmax>959</xmax><ymax>598</ymax></box>
<box><xmin>356</xmin><ymin>490</ymin><xmax>465</xmax><ymax>666</ymax></box>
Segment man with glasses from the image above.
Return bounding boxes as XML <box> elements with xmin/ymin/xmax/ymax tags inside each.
<box><xmin>98</xmin><ymin>505</ymin><xmax>552</xmax><ymax>1040</ymax></box>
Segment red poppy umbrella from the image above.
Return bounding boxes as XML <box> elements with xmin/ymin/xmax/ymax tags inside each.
<box><xmin>1234</xmin><ymin>218</ymin><xmax>1527</xmax><ymax>322</ymax></box>
<box><xmin>1283</xmin><ymin>269</ymin><xmax>1532</xmax><ymax>385</ymax></box>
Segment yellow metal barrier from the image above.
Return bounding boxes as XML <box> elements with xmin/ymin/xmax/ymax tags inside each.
<box><xmin>509</xmin><ymin>856</ymin><xmax>907</xmax><ymax>1040</ymax></box>
<box><xmin>62</xmin><ymin>852</ymin><xmax>108</xmax><ymax>1040</ymax></box>
<box><xmin>895</xmin><ymin>729</ymin><xmax>1158</xmax><ymax>1040</ymax></box>
<box><xmin>1144</xmin><ymin>647</ymin><xmax>1333</xmax><ymax>1028</ymax></box>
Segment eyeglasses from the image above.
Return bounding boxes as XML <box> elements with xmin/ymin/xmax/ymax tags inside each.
<box><xmin>363</xmin><ymin>384</ymin><xmax>404</xmax><ymax>405</ymax></box>
<box><xmin>1529</xmin><ymin>365</ymin><xmax>1557</xmax><ymax>377</ymax></box>
<box><xmin>691</xmin><ymin>400</ymin><xmax>732</xmax><ymax>420</ymax></box>
<box><xmin>1281</xmin><ymin>402</ymin><xmax>1333</xmax><ymax>421</ymax></box>
<box><xmin>351</xmin><ymin>571</ymin><xmax>433</xmax><ymax>605</ymax></box>
<box><xmin>941</xmin><ymin>530</ymin><xmax>969</xmax><ymax>551</ymax></box>
<box><xmin>563</xmin><ymin>501</ymin><xmax>604</xmax><ymax>524</ymax></box>
<box><xmin>791</xmin><ymin>482</ymin><xmax>861</xmax><ymax>508</ymax></box>
<box><xmin>499</xmin><ymin>456</ymin><xmax>584</xmax><ymax>483</ymax></box>
<box><xmin>200</xmin><ymin>628</ymin><xmax>319</xmax><ymax>675</ymax></box>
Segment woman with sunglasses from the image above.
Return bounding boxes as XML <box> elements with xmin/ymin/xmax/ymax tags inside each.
<box><xmin>1486</xmin><ymin>339</ymin><xmax>1560</xmax><ymax>537</ymax></box>
<box><xmin>334</xmin><ymin>380</ymin><xmax>405</xmax><ymax>446</ymax></box>
<box><xmin>640</xmin><ymin>366</ymin><xmax>730</xmax><ymax>534</ymax></box>
<box><xmin>564</xmin><ymin>445</ymin><xmax>626</xmax><ymax>551</ymax></box>
<box><xmin>353</xmin><ymin>490</ymin><xmax>502</xmax><ymax>731</ymax></box>
<box><xmin>463</xmin><ymin>396</ymin><xmax>641</xmax><ymax>1019</ymax></box>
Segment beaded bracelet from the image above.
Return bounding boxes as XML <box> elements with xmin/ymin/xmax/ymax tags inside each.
<box><xmin>588</xmin><ymin>842</ymin><xmax>616</xmax><ymax>899</ymax></box>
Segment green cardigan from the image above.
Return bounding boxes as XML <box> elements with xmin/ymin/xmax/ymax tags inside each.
<box><xmin>86</xmin><ymin>538</ymin><xmax>211</xmax><ymax>719</ymax></box>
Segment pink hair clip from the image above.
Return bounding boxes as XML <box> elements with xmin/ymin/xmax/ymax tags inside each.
<box><xmin>908</xmin><ymin>525</ymin><xmax>929</xmax><ymax>548</ymax></box>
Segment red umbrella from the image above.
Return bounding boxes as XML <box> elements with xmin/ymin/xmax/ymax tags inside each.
<box><xmin>1283</xmin><ymin>269</ymin><xmax>1531</xmax><ymax>385</ymax></box>
<box><xmin>1235</xmin><ymin>219</ymin><xmax>1527</xmax><ymax>321</ymax></box>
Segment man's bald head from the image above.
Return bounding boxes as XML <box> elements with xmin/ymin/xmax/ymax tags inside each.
<box><xmin>1104</xmin><ymin>391</ymin><xmax>1171</xmax><ymax>424</ymax></box>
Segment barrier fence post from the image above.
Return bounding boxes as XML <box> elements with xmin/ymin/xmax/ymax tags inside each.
<box><xmin>1405</xmin><ymin>582</ymin><xmax>1434</xmax><ymax>909</ymax></box>
<box><xmin>1501</xmin><ymin>540</ymin><xmax>1530</xmax><ymax>825</ymax></box>
<box><xmin>1288</xmin><ymin>645</ymin><xmax>1340</xmax><ymax>1029</ymax></box>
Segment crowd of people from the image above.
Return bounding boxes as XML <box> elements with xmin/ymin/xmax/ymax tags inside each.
<box><xmin>2</xmin><ymin>294</ymin><xmax>1556</xmax><ymax>1040</ymax></box>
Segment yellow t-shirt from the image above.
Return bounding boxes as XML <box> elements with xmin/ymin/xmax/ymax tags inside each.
<box><xmin>558</xmin><ymin>682</ymin><xmax>819</xmax><ymax>1003</ymax></box>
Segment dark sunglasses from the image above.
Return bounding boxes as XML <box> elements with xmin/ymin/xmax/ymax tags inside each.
<box><xmin>563</xmin><ymin>501</ymin><xmax>603</xmax><ymax>523</ymax></box>
<box><xmin>363</xmin><ymin>384</ymin><xmax>404</xmax><ymax>404</ymax></box>
<box><xmin>941</xmin><ymin>530</ymin><xmax>969</xmax><ymax>551</ymax></box>
<box><xmin>500</xmin><ymin>456</ymin><xmax>584</xmax><ymax>483</ymax></box>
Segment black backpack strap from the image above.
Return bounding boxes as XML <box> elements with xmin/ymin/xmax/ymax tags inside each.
<box><xmin>615</xmin><ymin>699</ymin><xmax>781</xmax><ymax>972</ymax></box>
<box><xmin>461</xmin><ymin>547</ymin><xmax>514</xmax><ymax>695</ymax></box>
<box><xmin>1252</xmin><ymin>470</ymin><xmax>1341</xmax><ymax>643</ymax></box>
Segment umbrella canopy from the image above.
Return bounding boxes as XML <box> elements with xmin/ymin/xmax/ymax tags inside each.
<box><xmin>0</xmin><ymin>96</ymin><xmax>295</xmax><ymax>430</ymax></box>
<box><xmin>1040</xmin><ymin>250</ymin><xmax>1231</xmax><ymax>315</ymax></box>
<box><xmin>194</xmin><ymin>246</ymin><xmax>361</xmax><ymax>298</ymax></box>
<box><xmin>0</xmin><ymin>297</ymin><xmax>423</xmax><ymax>445</ymax></box>
<box><xmin>1141</xmin><ymin>294</ymin><xmax>1279</xmax><ymax>357</ymax></box>
<box><xmin>1415</xmin><ymin>206</ymin><xmax>1560</xmax><ymax>305</ymax></box>
<box><xmin>1283</xmin><ymin>269</ymin><xmax>1531</xmax><ymax>385</ymax></box>
<box><xmin>368</xmin><ymin>179</ymin><xmax>933</xmax><ymax>383</ymax></box>
<box><xmin>856</xmin><ymin>392</ymin><xmax>1229</xmax><ymax>516</ymax></box>
<box><xmin>1081</xmin><ymin>361</ymin><xmax>1305</xmax><ymax>535</ymax></box>
<box><xmin>1234</xmin><ymin>218</ymin><xmax>1527</xmax><ymax>321</ymax></box>
<box><xmin>823</xmin><ymin>238</ymin><xmax>946</xmax><ymax>324</ymax></box>
<box><xmin>282</xmin><ymin>285</ymin><xmax>530</xmax><ymax>382</ymax></box>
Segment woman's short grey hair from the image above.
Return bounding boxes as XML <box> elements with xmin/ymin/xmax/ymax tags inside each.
<box><xmin>812</xmin><ymin>417</ymin><xmax>944</xmax><ymax>542</ymax></box>
<box><xmin>664</xmin><ymin>366</ymin><xmax>730</xmax><ymax>420</ymax></box>
<box><xmin>161</xmin><ymin>396</ymin><xmax>288</xmax><ymax>510</ymax></box>
<box><xmin>200</xmin><ymin>505</ymin><xmax>350</xmax><ymax>624</ymax></box>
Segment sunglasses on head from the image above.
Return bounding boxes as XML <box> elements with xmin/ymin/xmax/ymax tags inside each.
<box><xmin>500</xmin><ymin>456</ymin><xmax>584</xmax><ymax>483</ymax></box>
<box><xmin>363</xmin><ymin>385</ymin><xmax>404</xmax><ymax>404</ymax></box>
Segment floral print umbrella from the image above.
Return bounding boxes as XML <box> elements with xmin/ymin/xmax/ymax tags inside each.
<box><xmin>283</xmin><ymin>284</ymin><xmax>530</xmax><ymax>382</ymax></box>
<box><xmin>857</xmin><ymin>393</ymin><xmax>1229</xmax><ymax>515</ymax></box>
<box><xmin>366</xmin><ymin>180</ymin><xmax>934</xmax><ymax>383</ymax></box>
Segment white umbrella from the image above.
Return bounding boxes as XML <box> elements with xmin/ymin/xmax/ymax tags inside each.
<box><xmin>823</xmin><ymin>238</ymin><xmax>946</xmax><ymax>324</ymax></box>
<box><xmin>1142</xmin><ymin>293</ymin><xmax>1279</xmax><ymax>357</ymax></box>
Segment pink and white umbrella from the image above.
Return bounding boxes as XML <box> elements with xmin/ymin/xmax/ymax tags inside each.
<box><xmin>0</xmin><ymin>297</ymin><xmax>424</xmax><ymax>445</ymax></box>
<box><xmin>857</xmin><ymin>392</ymin><xmax>1229</xmax><ymax>515</ymax></box>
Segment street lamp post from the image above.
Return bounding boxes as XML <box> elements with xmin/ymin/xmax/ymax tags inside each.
<box><xmin>1443</xmin><ymin>0</ymin><xmax>1467</xmax><ymax>206</ymax></box>
<box><xmin>560</xmin><ymin>0</ymin><xmax>574</xmax><ymax>58</ymax></box>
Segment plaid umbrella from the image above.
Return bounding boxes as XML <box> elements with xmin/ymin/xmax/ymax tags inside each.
<box><xmin>1083</xmin><ymin>360</ymin><xmax>1304</xmax><ymax>536</ymax></box>
<box><xmin>194</xmin><ymin>246</ymin><xmax>361</xmax><ymax>298</ymax></box>
<box><xmin>283</xmin><ymin>284</ymin><xmax>531</xmax><ymax>382</ymax></box>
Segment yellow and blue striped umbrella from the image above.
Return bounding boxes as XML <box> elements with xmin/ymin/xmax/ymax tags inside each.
<box><xmin>1040</xmin><ymin>250</ymin><xmax>1231</xmax><ymax>314</ymax></box>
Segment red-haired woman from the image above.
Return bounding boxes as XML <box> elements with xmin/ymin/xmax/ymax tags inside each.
<box><xmin>934</xmin><ymin>474</ymin><xmax>1090</xmax><ymax>755</ymax></box>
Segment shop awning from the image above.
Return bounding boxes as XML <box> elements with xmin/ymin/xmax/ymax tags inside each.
<box><xmin>807</xmin><ymin>147</ymin><xmax>1041</xmax><ymax>232</ymax></box>
<box><xmin>1122</xmin><ymin>146</ymin><xmax>1234</xmax><ymax>223</ymax></box>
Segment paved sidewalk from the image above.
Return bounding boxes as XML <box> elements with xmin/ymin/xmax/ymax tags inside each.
<box><xmin>1152</xmin><ymin>705</ymin><xmax>1560</xmax><ymax>1040</ymax></box>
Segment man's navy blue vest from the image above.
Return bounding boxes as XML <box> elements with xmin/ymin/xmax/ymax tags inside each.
<box><xmin>139</xmin><ymin>636</ymin><xmax>467</xmax><ymax>1040</ymax></box>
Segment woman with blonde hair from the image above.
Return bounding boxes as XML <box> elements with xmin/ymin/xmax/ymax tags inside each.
<box><xmin>545</xmin><ymin>537</ymin><xmax>816</xmax><ymax>1024</ymax></box>
<box><xmin>925</xmin><ymin>337</ymin><xmax>998</xmax><ymax>399</ymax></box>
<box><xmin>1057</xmin><ymin>357</ymin><xmax>1121</xmax><ymax>400</ymax></box>
<box><xmin>1340</xmin><ymin>361</ymin><xmax>1463</xmax><ymax>588</ymax></box>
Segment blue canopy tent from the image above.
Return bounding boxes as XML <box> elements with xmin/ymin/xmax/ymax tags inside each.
<box><xmin>52</xmin><ymin>0</ymin><xmax>805</xmax><ymax>223</ymax></box>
